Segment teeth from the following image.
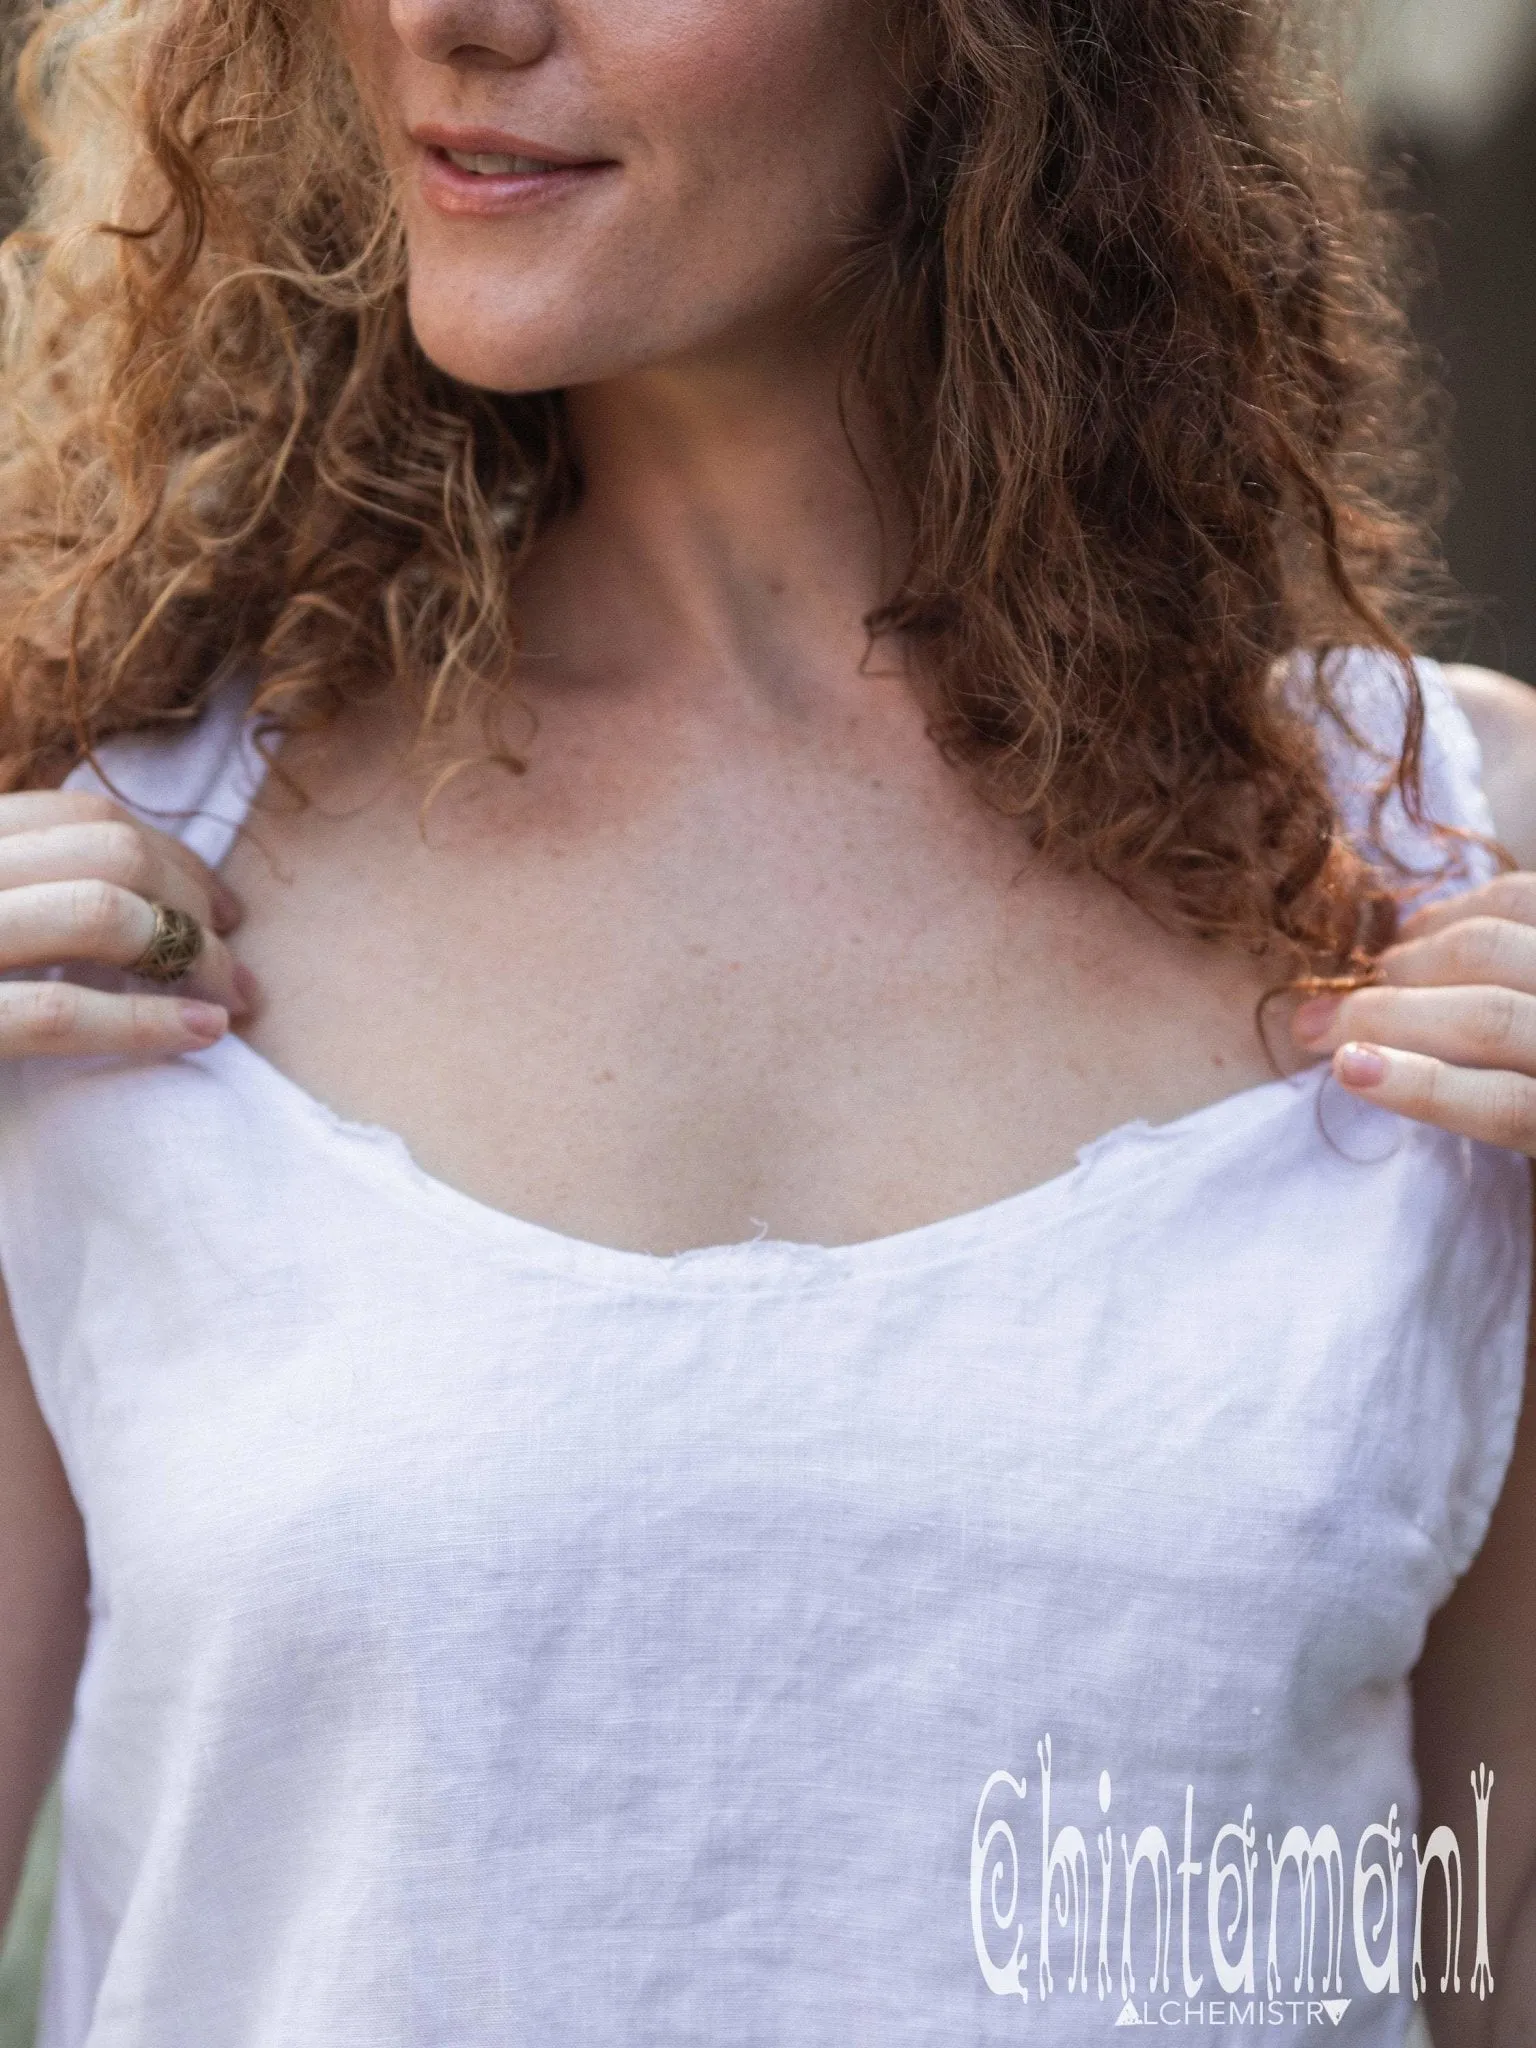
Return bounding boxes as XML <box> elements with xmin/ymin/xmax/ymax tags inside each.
<box><xmin>443</xmin><ymin>150</ymin><xmax>555</xmax><ymax>176</ymax></box>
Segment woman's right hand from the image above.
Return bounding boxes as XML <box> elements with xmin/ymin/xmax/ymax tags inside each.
<box><xmin>0</xmin><ymin>787</ymin><xmax>254</xmax><ymax>1058</ymax></box>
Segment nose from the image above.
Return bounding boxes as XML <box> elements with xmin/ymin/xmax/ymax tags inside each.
<box><xmin>387</xmin><ymin>0</ymin><xmax>554</xmax><ymax>71</ymax></box>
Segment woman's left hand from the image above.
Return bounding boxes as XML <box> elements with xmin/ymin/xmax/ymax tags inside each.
<box><xmin>1291</xmin><ymin>663</ymin><xmax>1536</xmax><ymax>1156</ymax></box>
<box><xmin>1290</xmin><ymin>872</ymin><xmax>1536</xmax><ymax>1154</ymax></box>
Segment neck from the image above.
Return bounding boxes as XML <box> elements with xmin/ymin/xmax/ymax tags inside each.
<box><xmin>512</xmin><ymin>334</ymin><xmax>909</xmax><ymax>713</ymax></box>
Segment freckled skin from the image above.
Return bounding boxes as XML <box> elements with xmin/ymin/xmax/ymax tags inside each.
<box><xmin>222</xmin><ymin>0</ymin><xmax>1296</xmax><ymax>1256</ymax></box>
<box><xmin>347</xmin><ymin>0</ymin><xmax>903</xmax><ymax>395</ymax></box>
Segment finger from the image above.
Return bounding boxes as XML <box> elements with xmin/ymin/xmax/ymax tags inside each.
<box><xmin>0</xmin><ymin>789</ymin><xmax>128</xmax><ymax>838</ymax></box>
<box><xmin>0</xmin><ymin>978</ymin><xmax>229</xmax><ymax>1059</ymax></box>
<box><xmin>1377</xmin><ymin>915</ymin><xmax>1536</xmax><ymax>995</ymax></box>
<box><xmin>1293</xmin><ymin>982</ymin><xmax>1536</xmax><ymax>1072</ymax></box>
<box><xmin>1331</xmin><ymin>1041</ymin><xmax>1536</xmax><ymax>1157</ymax></box>
<box><xmin>0</xmin><ymin>820</ymin><xmax>233</xmax><ymax>937</ymax></box>
<box><xmin>135</xmin><ymin>825</ymin><xmax>245</xmax><ymax>935</ymax></box>
<box><xmin>1398</xmin><ymin>871</ymin><xmax>1536</xmax><ymax>942</ymax></box>
<box><xmin>0</xmin><ymin>880</ymin><xmax>253</xmax><ymax>1017</ymax></box>
<box><xmin>0</xmin><ymin>791</ymin><xmax>243</xmax><ymax>932</ymax></box>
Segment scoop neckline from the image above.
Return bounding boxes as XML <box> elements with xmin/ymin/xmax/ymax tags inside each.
<box><xmin>201</xmin><ymin>1025</ymin><xmax>1331</xmax><ymax>1289</ymax></box>
<box><xmin>184</xmin><ymin>670</ymin><xmax>1340</xmax><ymax>1290</ymax></box>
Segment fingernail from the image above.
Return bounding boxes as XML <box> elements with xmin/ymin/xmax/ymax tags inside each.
<box><xmin>178</xmin><ymin>1001</ymin><xmax>228</xmax><ymax>1045</ymax></box>
<box><xmin>1337</xmin><ymin>1042</ymin><xmax>1388</xmax><ymax>1090</ymax></box>
<box><xmin>231</xmin><ymin>962</ymin><xmax>259</xmax><ymax>1013</ymax></box>
<box><xmin>1293</xmin><ymin>995</ymin><xmax>1342</xmax><ymax>1043</ymax></box>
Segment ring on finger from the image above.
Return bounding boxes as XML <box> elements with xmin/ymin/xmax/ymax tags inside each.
<box><xmin>128</xmin><ymin>901</ymin><xmax>206</xmax><ymax>984</ymax></box>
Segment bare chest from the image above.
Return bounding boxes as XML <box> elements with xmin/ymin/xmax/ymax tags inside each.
<box><xmin>218</xmin><ymin>700</ymin><xmax>1291</xmax><ymax>1254</ymax></box>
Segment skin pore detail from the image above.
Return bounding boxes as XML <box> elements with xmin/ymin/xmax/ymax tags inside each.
<box><xmin>211</xmin><ymin>0</ymin><xmax>1299</xmax><ymax>1259</ymax></box>
<box><xmin>221</xmin><ymin>654</ymin><xmax>1286</xmax><ymax>1257</ymax></box>
<box><xmin>360</xmin><ymin>0</ymin><xmax>907</xmax><ymax>394</ymax></box>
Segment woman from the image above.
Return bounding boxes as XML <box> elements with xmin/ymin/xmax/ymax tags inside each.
<box><xmin>1</xmin><ymin>0</ymin><xmax>1536</xmax><ymax>2041</ymax></box>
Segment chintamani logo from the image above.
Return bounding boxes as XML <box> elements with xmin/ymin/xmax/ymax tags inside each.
<box><xmin>971</xmin><ymin>1737</ymin><xmax>1495</xmax><ymax>2024</ymax></box>
<box><xmin>1110</xmin><ymin>1996</ymin><xmax>1351</xmax><ymax>2029</ymax></box>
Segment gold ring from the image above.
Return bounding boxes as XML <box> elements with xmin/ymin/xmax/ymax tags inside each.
<box><xmin>129</xmin><ymin>902</ymin><xmax>206</xmax><ymax>984</ymax></box>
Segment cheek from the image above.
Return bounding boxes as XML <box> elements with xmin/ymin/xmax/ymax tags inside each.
<box><xmin>398</xmin><ymin>0</ymin><xmax>898</xmax><ymax>388</ymax></box>
<box><xmin>605</xmin><ymin>0</ymin><xmax>896</xmax><ymax>287</ymax></box>
<box><xmin>331</xmin><ymin>0</ymin><xmax>398</xmax><ymax>127</ymax></box>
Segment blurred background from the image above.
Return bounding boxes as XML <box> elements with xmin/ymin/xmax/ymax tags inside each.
<box><xmin>1355</xmin><ymin>0</ymin><xmax>1536</xmax><ymax>676</ymax></box>
<box><xmin>0</xmin><ymin>0</ymin><xmax>1531</xmax><ymax>2042</ymax></box>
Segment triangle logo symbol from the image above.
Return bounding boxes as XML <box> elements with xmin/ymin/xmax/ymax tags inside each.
<box><xmin>1115</xmin><ymin>2000</ymin><xmax>1144</xmax><ymax>2027</ymax></box>
<box><xmin>1323</xmin><ymin>2001</ymin><xmax>1351</xmax><ymax>2026</ymax></box>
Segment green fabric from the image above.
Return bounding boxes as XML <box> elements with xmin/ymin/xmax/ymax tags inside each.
<box><xmin>0</xmin><ymin>1784</ymin><xmax>59</xmax><ymax>2048</ymax></box>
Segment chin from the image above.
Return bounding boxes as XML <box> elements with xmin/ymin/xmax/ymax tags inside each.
<box><xmin>404</xmin><ymin>272</ymin><xmax>634</xmax><ymax>397</ymax></box>
<box><xmin>407</xmin><ymin>308</ymin><xmax>554</xmax><ymax>395</ymax></box>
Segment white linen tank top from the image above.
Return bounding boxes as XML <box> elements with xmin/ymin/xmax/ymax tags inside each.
<box><xmin>0</xmin><ymin>652</ymin><xmax>1528</xmax><ymax>2047</ymax></box>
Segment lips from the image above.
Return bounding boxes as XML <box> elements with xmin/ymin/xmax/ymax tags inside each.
<box><xmin>409</xmin><ymin>126</ymin><xmax>615</xmax><ymax>219</ymax></box>
<box><xmin>441</xmin><ymin>150</ymin><xmax>561</xmax><ymax>177</ymax></box>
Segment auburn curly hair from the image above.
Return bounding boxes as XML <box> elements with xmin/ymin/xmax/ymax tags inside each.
<box><xmin>0</xmin><ymin>0</ymin><xmax>1464</xmax><ymax>977</ymax></box>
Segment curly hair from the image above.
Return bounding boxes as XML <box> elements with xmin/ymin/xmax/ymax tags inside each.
<box><xmin>0</xmin><ymin>0</ymin><xmax>1464</xmax><ymax>976</ymax></box>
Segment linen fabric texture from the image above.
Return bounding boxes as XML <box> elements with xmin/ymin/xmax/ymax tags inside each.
<box><xmin>0</xmin><ymin>652</ymin><xmax>1527</xmax><ymax>2045</ymax></box>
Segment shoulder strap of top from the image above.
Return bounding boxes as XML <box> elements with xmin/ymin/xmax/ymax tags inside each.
<box><xmin>56</xmin><ymin>648</ymin><xmax>1501</xmax><ymax>901</ymax></box>
<box><xmin>60</xmin><ymin>663</ymin><xmax>271</xmax><ymax>869</ymax></box>
<box><xmin>1293</xmin><ymin>647</ymin><xmax>1501</xmax><ymax>908</ymax></box>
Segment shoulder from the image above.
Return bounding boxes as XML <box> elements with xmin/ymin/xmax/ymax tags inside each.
<box><xmin>1439</xmin><ymin>665</ymin><xmax>1536</xmax><ymax>868</ymax></box>
<box><xmin>1287</xmin><ymin>649</ymin><xmax>1507</xmax><ymax>899</ymax></box>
